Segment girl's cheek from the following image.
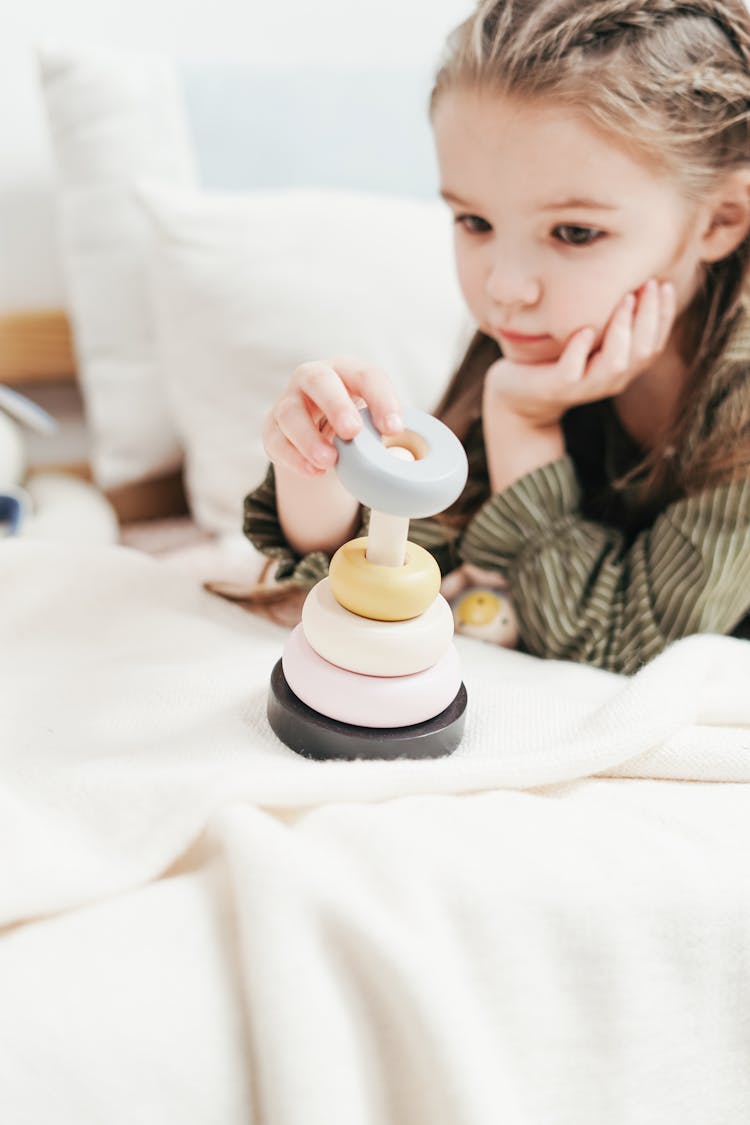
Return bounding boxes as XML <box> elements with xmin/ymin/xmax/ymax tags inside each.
<box><xmin>556</xmin><ymin>284</ymin><xmax>617</xmax><ymax>339</ymax></box>
<box><xmin>453</xmin><ymin>256</ymin><xmax>477</xmax><ymax>306</ymax></box>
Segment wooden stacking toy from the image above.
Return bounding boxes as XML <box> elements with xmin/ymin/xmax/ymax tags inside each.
<box><xmin>267</xmin><ymin>406</ymin><xmax>469</xmax><ymax>760</ymax></box>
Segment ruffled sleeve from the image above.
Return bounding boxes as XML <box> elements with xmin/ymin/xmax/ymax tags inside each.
<box><xmin>242</xmin><ymin>465</ymin><xmax>337</xmax><ymax>590</ymax></box>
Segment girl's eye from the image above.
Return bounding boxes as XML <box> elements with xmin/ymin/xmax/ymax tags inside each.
<box><xmin>454</xmin><ymin>214</ymin><xmax>492</xmax><ymax>234</ymax></box>
<box><xmin>553</xmin><ymin>224</ymin><xmax>605</xmax><ymax>247</ymax></box>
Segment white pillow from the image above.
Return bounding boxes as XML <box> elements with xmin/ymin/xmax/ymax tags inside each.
<box><xmin>38</xmin><ymin>44</ymin><xmax>197</xmax><ymax>489</ymax></box>
<box><xmin>136</xmin><ymin>184</ymin><xmax>473</xmax><ymax>534</ymax></box>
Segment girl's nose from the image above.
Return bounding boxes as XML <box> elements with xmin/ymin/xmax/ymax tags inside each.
<box><xmin>485</xmin><ymin>260</ymin><xmax>541</xmax><ymax>307</ymax></box>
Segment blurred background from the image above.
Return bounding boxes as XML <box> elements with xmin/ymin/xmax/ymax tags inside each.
<box><xmin>0</xmin><ymin>1</ymin><xmax>472</xmax><ymax>477</ymax></box>
<box><xmin>2</xmin><ymin>0</ymin><xmax>471</xmax><ymax>311</ymax></box>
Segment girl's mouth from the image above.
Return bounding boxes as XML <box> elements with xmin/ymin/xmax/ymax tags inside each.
<box><xmin>496</xmin><ymin>329</ymin><xmax>551</xmax><ymax>344</ymax></box>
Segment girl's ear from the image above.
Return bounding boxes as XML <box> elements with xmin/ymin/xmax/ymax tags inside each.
<box><xmin>700</xmin><ymin>167</ymin><xmax>750</xmax><ymax>262</ymax></box>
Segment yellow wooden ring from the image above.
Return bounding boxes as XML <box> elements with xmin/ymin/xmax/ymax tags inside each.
<box><xmin>329</xmin><ymin>536</ymin><xmax>441</xmax><ymax>621</ymax></box>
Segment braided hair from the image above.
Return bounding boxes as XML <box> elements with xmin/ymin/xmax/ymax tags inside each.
<box><xmin>488</xmin><ymin>2</ymin><xmax>750</xmax><ymax>67</ymax></box>
<box><xmin>430</xmin><ymin>0</ymin><xmax>750</xmax><ymax>507</ymax></box>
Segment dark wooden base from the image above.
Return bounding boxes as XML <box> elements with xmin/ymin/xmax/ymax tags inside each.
<box><xmin>267</xmin><ymin>660</ymin><xmax>467</xmax><ymax>761</ymax></box>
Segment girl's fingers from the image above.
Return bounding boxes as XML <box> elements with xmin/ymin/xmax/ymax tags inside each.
<box><xmin>293</xmin><ymin>360</ymin><xmax>364</xmax><ymax>440</ymax></box>
<box><xmin>589</xmin><ymin>280</ymin><xmax>675</xmax><ymax>389</ymax></box>
<box><xmin>273</xmin><ymin>393</ymin><xmax>338</xmax><ymax>470</ymax></box>
<box><xmin>294</xmin><ymin>357</ymin><xmax>403</xmax><ymax>440</ymax></box>
<box><xmin>262</xmin><ymin>410</ymin><xmax>327</xmax><ymax>476</ymax></box>
<box><xmin>558</xmin><ymin>326</ymin><xmax>597</xmax><ymax>383</ymax></box>
<box><xmin>263</xmin><ymin>355</ymin><xmax>404</xmax><ymax>479</ymax></box>
<box><xmin>325</xmin><ymin>355</ymin><xmax>403</xmax><ymax>435</ymax></box>
<box><xmin>629</xmin><ymin>279</ymin><xmax>660</xmax><ymax>362</ymax></box>
<box><xmin>593</xmin><ymin>292</ymin><xmax>636</xmax><ymax>379</ymax></box>
<box><xmin>655</xmin><ymin>281</ymin><xmax>677</xmax><ymax>352</ymax></box>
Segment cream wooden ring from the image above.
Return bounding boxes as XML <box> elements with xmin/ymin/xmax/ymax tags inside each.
<box><xmin>283</xmin><ymin>624</ymin><xmax>462</xmax><ymax>728</ymax></box>
<box><xmin>329</xmin><ymin>536</ymin><xmax>440</xmax><ymax>621</ymax></box>
<box><xmin>334</xmin><ymin>406</ymin><xmax>468</xmax><ymax>518</ymax></box>
<box><xmin>302</xmin><ymin>577</ymin><xmax>454</xmax><ymax>675</ymax></box>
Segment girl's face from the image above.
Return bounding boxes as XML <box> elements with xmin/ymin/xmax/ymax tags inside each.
<box><xmin>432</xmin><ymin>89</ymin><xmax>707</xmax><ymax>365</ymax></box>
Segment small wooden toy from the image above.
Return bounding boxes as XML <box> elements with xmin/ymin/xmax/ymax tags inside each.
<box><xmin>442</xmin><ymin>563</ymin><xmax>519</xmax><ymax>649</ymax></box>
<box><xmin>267</xmin><ymin>406</ymin><xmax>469</xmax><ymax>760</ymax></box>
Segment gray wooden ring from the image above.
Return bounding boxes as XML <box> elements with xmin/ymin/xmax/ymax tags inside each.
<box><xmin>334</xmin><ymin>406</ymin><xmax>469</xmax><ymax>518</ymax></box>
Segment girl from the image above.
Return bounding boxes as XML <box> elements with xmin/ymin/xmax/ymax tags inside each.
<box><xmin>244</xmin><ymin>0</ymin><xmax>750</xmax><ymax>675</ymax></box>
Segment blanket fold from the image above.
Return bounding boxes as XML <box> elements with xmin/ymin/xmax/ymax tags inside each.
<box><xmin>1</xmin><ymin>541</ymin><xmax>749</xmax><ymax>1124</ymax></box>
<box><xmin>1</xmin><ymin>540</ymin><xmax>749</xmax><ymax>928</ymax></box>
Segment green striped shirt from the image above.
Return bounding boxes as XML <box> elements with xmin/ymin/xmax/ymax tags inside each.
<box><xmin>243</xmin><ymin>332</ymin><xmax>750</xmax><ymax>675</ymax></box>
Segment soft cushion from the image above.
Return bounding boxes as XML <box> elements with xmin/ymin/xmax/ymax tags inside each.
<box><xmin>38</xmin><ymin>44</ymin><xmax>197</xmax><ymax>489</ymax></box>
<box><xmin>136</xmin><ymin>183</ymin><xmax>473</xmax><ymax>533</ymax></box>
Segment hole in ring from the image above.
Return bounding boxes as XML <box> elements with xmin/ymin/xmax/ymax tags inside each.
<box><xmin>381</xmin><ymin>429</ymin><xmax>429</xmax><ymax>460</ymax></box>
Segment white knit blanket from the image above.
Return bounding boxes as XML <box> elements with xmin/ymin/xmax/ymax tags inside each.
<box><xmin>1</xmin><ymin>540</ymin><xmax>749</xmax><ymax>1124</ymax></box>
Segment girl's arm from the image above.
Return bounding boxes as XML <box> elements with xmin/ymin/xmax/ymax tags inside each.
<box><xmin>466</xmin><ymin>279</ymin><xmax>718</xmax><ymax>672</ymax></box>
<box><xmin>459</xmin><ymin>458</ymin><xmax>750</xmax><ymax>674</ymax></box>
<box><xmin>244</xmin><ymin>464</ymin><xmax>364</xmax><ymax>590</ymax></box>
<box><xmin>275</xmin><ymin>462</ymin><xmax>359</xmax><ymax>557</ymax></box>
<box><xmin>482</xmin><ymin>398</ymin><xmax>565</xmax><ymax>494</ymax></box>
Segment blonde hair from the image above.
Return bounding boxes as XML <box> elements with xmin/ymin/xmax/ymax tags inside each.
<box><xmin>430</xmin><ymin>0</ymin><xmax>750</xmax><ymax>511</ymax></box>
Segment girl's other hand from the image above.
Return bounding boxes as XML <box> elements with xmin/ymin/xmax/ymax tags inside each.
<box><xmin>262</xmin><ymin>356</ymin><xmax>404</xmax><ymax>478</ymax></box>
<box><xmin>484</xmin><ymin>279</ymin><xmax>677</xmax><ymax>428</ymax></box>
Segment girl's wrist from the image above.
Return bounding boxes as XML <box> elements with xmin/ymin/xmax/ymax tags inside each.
<box><xmin>482</xmin><ymin>403</ymin><xmax>565</xmax><ymax>494</ymax></box>
<box><xmin>275</xmin><ymin>461</ymin><xmax>360</xmax><ymax>557</ymax></box>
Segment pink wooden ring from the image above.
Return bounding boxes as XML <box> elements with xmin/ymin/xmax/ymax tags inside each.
<box><xmin>282</xmin><ymin>624</ymin><xmax>461</xmax><ymax>728</ymax></box>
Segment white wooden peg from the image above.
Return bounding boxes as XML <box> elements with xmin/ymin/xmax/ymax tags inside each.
<box><xmin>365</xmin><ymin>446</ymin><xmax>414</xmax><ymax>567</ymax></box>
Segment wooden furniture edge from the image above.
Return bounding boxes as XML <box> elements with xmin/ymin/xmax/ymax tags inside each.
<box><xmin>3</xmin><ymin>309</ymin><xmax>189</xmax><ymax>524</ymax></box>
<box><xmin>105</xmin><ymin>470</ymin><xmax>189</xmax><ymax>524</ymax></box>
<box><xmin>0</xmin><ymin>309</ymin><xmax>77</xmax><ymax>385</ymax></box>
<box><xmin>26</xmin><ymin>465</ymin><xmax>189</xmax><ymax>523</ymax></box>
<box><xmin>3</xmin><ymin>308</ymin><xmax>191</xmax><ymax>522</ymax></box>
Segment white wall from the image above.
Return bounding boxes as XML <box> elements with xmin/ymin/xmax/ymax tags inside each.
<box><xmin>1</xmin><ymin>0</ymin><xmax>470</xmax><ymax>311</ymax></box>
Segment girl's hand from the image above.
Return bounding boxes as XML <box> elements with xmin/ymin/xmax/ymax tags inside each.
<box><xmin>484</xmin><ymin>279</ymin><xmax>677</xmax><ymax>429</ymax></box>
<box><xmin>262</xmin><ymin>355</ymin><xmax>403</xmax><ymax>477</ymax></box>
